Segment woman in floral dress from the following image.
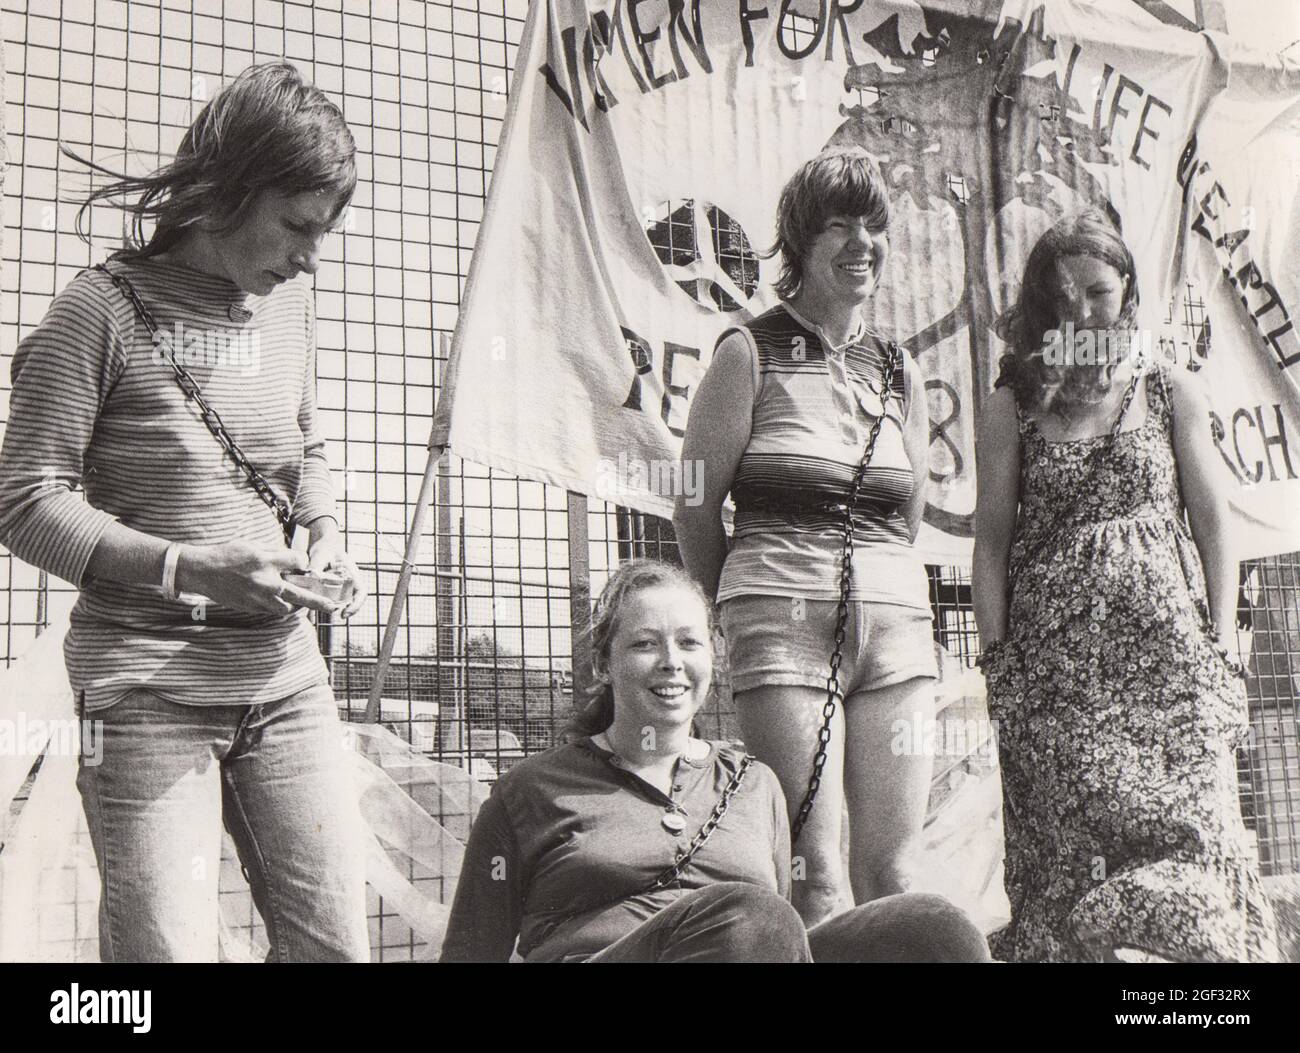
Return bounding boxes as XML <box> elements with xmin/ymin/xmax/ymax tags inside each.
<box><xmin>971</xmin><ymin>208</ymin><xmax>1278</xmax><ymax>962</ymax></box>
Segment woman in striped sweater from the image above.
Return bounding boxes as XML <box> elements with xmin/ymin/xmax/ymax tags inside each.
<box><xmin>0</xmin><ymin>63</ymin><xmax>369</xmax><ymax>961</ymax></box>
<box><xmin>675</xmin><ymin>148</ymin><xmax>935</xmax><ymax>926</ymax></box>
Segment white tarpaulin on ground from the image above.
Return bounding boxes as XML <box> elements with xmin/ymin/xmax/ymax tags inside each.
<box><xmin>433</xmin><ymin>0</ymin><xmax>1300</xmax><ymax>562</ymax></box>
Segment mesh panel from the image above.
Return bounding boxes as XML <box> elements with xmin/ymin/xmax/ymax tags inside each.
<box><xmin>0</xmin><ymin>3</ymin><xmax>1296</xmax><ymax>966</ymax></box>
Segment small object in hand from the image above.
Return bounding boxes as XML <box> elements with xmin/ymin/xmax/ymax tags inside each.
<box><xmin>282</xmin><ymin>570</ymin><xmax>354</xmax><ymax>604</ymax></box>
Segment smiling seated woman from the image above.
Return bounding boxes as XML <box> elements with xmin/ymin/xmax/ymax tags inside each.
<box><xmin>439</xmin><ymin>559</ymin><xmax>991</xmax><ymax>963</ymax></box>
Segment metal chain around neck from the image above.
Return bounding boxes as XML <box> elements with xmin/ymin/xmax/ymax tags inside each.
<box><xmin>790</xmin><ymin>340</ymin><xmax>901</xmax><ymax>845</ymax></box>
<box><xmin>95</xmin><ymin>264</ymin><xmax>296</xmax><ymax>545</ymax></box>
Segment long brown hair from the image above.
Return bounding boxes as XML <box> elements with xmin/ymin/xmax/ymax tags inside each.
<box><xmin>995</xmin><ymin>207</ymin><xmax>1139</xmax><ymax>420</ymax></box>
<box><xmin>565</xmin><ymin>558</ymin><xmax>717</xmax><ymax>739</ymax></box>
<box><xmin>67</xmin><ymin>62</ymin><xmax>356</xmax><ymax>259</ymax></box>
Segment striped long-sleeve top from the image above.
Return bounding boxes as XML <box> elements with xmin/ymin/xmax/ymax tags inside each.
<box><xmin>0</xmin><ymin>256</ymin><xmax>335</xmax><ymax>710</ymax></box>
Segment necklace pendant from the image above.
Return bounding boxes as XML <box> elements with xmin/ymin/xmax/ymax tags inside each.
<box><xmin>856</xmin><ymin>387</ymin><xmax>887</xmax><ymax>420</ymax></box>
<box><xmin>661</xmin><ymin>810</ymin><xmax>686</xmax><ymax>834</ymax></box>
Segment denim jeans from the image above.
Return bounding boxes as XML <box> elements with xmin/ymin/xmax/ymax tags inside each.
<box><xmin>585</xmin><ymin>884</ymin><xmax>991</xmax><ymax>963</ymax></box>
<box><xmin>588</xmin><ymin>884</ymin><xmax>812</xmax><ymax>962</ymax></box>
<box><xmin>806</xmin><ymin>892</ymin><xmax>993</xmax><ymax>963</ymax></box>
<box><xmin>76</xmin><ymin>684</ymin><xmax>369</xmax><ymax>963</ymax></box>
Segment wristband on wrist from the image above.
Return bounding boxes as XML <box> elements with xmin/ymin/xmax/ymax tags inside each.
<box><xmin>161</xmin><ymin>543</ymin><xmax>183</xmax><ymax>601</ymax></box>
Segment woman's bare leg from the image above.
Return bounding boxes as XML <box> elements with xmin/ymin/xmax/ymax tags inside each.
<box><xmin>735</xmin><ymin>684</ymin><xmax>847</xmax><ymax>927</ymax></box>
<box><xmin>843</xmin><ymin>676</ymin><xmax>935</xmax><ymax>903</ymax></box>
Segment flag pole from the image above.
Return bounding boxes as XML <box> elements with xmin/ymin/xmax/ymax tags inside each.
<box><xmin>365</xmin><ymin>432</ymin><xmax>444</xmax><ymax>724</ymax></box>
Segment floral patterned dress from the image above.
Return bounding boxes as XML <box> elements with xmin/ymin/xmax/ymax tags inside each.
<box><xmin>982</xmin><ymin>364</ymin><xmax>1279</xmax><ymax>963</ymax></box>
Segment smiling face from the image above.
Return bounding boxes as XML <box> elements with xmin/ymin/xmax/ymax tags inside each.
<box><xmin>206</xmin><ymin>189</ymin><xmax>348</xmax><ymax>295</ymax></box>
<box><xmin>600</xmin><ymin>584</ymin><xmax>713</xmax><ymax>736</ymax></box>
<box><xmin>800</xmin><ymin>214</ymin><xmax>889</xmax><ymax>309</ymax></box>
<box><xmin>1051</xmin><ymin>254</ymin><xmax>1128</xmax><ymax>330</ymax></box>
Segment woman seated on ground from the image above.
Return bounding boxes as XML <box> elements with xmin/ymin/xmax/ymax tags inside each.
<box><xmin>440</xmin><ymin>558</ymin><xmax>990</xmax><ymax>963</ymax></box>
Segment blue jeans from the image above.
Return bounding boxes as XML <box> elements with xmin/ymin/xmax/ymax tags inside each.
<box><xmin>76</xmin><ymin>684</ymin><xmax>369</xmax><ymax>963</ymax></box>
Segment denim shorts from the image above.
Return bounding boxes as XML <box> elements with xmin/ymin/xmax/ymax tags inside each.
<box><xmin>720</xmin><ymin>595</ymin><xmax>938</xmax><ymax>697</ymax></box>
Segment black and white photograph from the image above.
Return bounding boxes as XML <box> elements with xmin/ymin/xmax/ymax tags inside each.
<box><xmin>0</xmin><ymin>0</ymin><xmax>1296</xmax><ymax>1025</ymax></box>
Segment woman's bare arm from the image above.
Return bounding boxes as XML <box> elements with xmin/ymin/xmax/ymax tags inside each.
<box><xmin>673</xmin><ymin>331</ymin><xmax>755</xmax><ymax>601</ymax></box>
<box><xmin>900</xmin><ymin>350</ymin><xmax>930</xmax><ymax>543</ymax></box>
<box><xmin>1166</xmin><ymin>367</ymin><xmax>1237</xmax><ymax>636</ymax></box>
<box><xmin>972</xmin><ymin>386</ymin><xmax>1020</xmax><ymax>647</ymax></box>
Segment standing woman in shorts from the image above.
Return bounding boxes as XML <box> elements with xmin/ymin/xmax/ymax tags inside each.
<box><xmin>674</xmin><ymin>148</ymin><xmax>935</xmax><ymax>925</ymax></box>
<box><xmin>0</xmin><ymin>63</ymin><xmax>370</xmax><ymax>961</ymax></box>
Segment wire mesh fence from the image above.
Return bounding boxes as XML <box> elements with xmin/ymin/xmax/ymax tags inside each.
<box><xmin>1</xmin><ymin>0</ymin><xmax>1297</xmax><ymax>962</ymax></box>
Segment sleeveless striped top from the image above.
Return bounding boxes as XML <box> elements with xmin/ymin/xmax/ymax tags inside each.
<box><xmin>716</xmin><ymin>302</ymin><xmax>929</xmax><ymax>608</ymax></box>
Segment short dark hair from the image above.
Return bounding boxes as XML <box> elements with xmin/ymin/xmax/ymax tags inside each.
<box><xmin>69</xmin><ymin>62</ymin><xmax>356</xmax><ymax>258</ymax></box>
<box><xmin>767</xmin><ymin>147</ymin><xmax>891</xmax><ymax>301</ymax></box>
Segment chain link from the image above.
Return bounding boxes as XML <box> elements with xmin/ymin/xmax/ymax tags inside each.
<box><xmin>95</xmin><ymin>264</ymin><xmax>296</xmax><ymax>545</ymax></box>
<box><xmin>536</xmin><ymin>751</ymin><xmax>755</xmax><ymax>941</ymax></box>
<box><xmin>644</xmin><ymin>754</ymin><xmax>753</xmax><ymax>891</ymax></box>
<box><xmin>790</xmin><ymin>340</ymin><xmax>901</xmax><ymax>845</ymax></box>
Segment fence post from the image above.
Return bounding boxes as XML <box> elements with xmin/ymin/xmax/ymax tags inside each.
<box><xmin>365</xmin><ymin>443</ymin><xmax>443</xmax><ymax>723</ymax></box>
<box><xmin>567</xmin><ymin>491</ymin><xmax>592</xmax><ymax>709</ymax></box>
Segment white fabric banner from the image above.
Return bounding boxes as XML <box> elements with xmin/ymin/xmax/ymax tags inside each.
<box><xmin>1178</xmin><ymin>39</ymin><xmax>1300</xmax><ymax>559</ymax></box>
<box><xmin>432</xmin><ymin>0</ymin><xmax>1300</xmax><ymax>563</ymax></box>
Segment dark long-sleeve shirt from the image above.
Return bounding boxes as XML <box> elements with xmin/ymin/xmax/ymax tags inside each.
<box><xmin>0</xmin><ymin>258</ymin><xmax>335</xmax><ymax>709</ymax></box>
<box><xmin>440</xmin><ymin>738</ymin><xmax>790</xmax><ymax>962</ymax></box>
